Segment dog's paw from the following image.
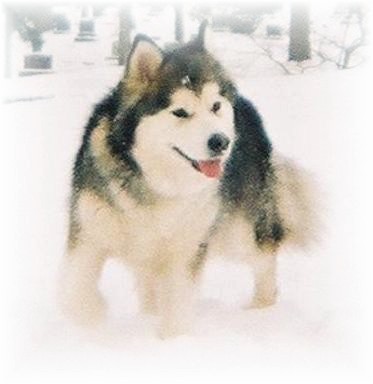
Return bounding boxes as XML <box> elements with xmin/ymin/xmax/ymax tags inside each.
<box><xmin>158</xmin><ymin>321</ymin><xmax>191</xmax><ymax>340</ymax></box>
<box><xmin>139</xmin><ymin>299</ymin><xmax>158</xmax><ymax>316</ymax></box>
<box><xmin>243</xmin><ymin>292</ymin><xmax>277</xmax><ymax>310</ymax></box>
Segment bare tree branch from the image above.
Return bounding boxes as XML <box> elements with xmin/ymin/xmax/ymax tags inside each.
<box><xmin>249</xmin><ymin>36</ymin><xmax>292</xmax><ymax>75</ymax></box>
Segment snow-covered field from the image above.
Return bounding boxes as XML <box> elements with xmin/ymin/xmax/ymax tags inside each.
<box><xmin>1</xmin><ymin>11</ymin><xmax>373</xmax><ymax>384</ymax></box>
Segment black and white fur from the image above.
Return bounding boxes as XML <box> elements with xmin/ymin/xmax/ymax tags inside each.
<box><xmin>59</xmin><ymin>23</ymin><xmax>316</xmax><ymax>338</ymax></box>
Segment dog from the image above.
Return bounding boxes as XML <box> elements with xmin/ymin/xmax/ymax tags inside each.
<box><xmin>59</xmin><ymin>22</ymin><xmax>316</xmax><ymax>338</ymax></box>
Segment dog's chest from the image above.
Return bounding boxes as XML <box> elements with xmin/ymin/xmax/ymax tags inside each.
<box><xmin>78</xmin><ymin>187</ymin><xmax>219</xmax><ymax>262</ymax></box>
<box><xmin>126</xmin><ymin>196</ymin><xmax>216</xmax><ymax>262</ymax></box>
<box><xmin>104</xmin><ymin>189</ymin><xmax>218</xmax><ymax>262</ymax></box>
<box><xmin>121</xmin><ymin>190</ymin><xmax>217</xmax><ymax>235</ymax></box>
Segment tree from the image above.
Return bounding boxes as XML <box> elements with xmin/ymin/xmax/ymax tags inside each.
<box><xmin>9</xmin><ymin>5</ymin><xmax>54</xmax><ymax>52</ymax></box>
<box><xmin>310</xmin><ymin>4</ymin><xmax>367</xmax><ymax>70</ymax></box>
<box><xmin>288</xmin><ymin>3</ymin><xmax>311</xmax><ymax>62</ymax></box>
<box><xmin>337</xmin><ymin>5</ymin><xmax>366</xmax><ymax>69</ymax></box>
<box><xmin>174</xmin><ymin>4</ymin><xmax>184</xmax><ymax>43</ymax></box>
<box><xmin>4</xmin><ymin>6</ymin><xmax>13</xmax><ymax>77</ymax></box>
<box><xmin>118</xmin><ymin>6</ymin><xmax>133</xmax><ymax>66</ymax></box>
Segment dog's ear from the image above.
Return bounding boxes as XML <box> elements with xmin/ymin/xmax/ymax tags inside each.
<box><xmin>196</xmin><ymin>20</ymin><xmax>214</xmax><ymax>52</ymax></box>
<box><xmin>126</xmin><ymin>35</ymin><xmax>163</xmax><ymax>84</ymax></box>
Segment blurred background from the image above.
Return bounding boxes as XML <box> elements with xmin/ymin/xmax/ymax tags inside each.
<box><xmin>1</xmin><ymin>2</ymin><xmax>372</xmax><ymax>382</ymax></box>
<box><xmin>2</xmin><ymin>1</ymin><xmax>368</xmax><ymax>81</ymax></box>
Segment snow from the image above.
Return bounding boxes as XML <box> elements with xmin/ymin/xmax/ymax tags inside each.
<box><xmin>1</xmin><ymin>7</ymin><xmax>373</xmax><ymax>384</ymax></box>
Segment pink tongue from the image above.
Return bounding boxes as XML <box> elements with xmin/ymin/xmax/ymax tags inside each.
<box><xmin>197</xmin><ymin>160</ymin><xmax>222</xmax><ymax>178</ymax></box>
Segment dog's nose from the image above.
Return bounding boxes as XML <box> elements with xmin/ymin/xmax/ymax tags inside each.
<box><xmin>207</xmin><ymin>133</ymin><xmax>230</xmax><ymax>155</ymax></box>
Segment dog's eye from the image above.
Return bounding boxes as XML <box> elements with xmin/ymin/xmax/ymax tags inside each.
<box><xmin>172</xmin><ymin>108</ymin><xmax>190</xmax><ymax>118</ymax></box>
<box><xmin>211</xmin><ymin>101</ymin><xmax>221</xmax><ymax>113</ymax></box>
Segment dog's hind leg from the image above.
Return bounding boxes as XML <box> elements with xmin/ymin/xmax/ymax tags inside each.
<box><xmin>246</xmin><ymin>251</ymin><xmax>278</xmax><ymax>309</ymax></box>
<box><xmin>209</xmin><ymin>212</ymin><xmax>280</xmax><ymax>309</ymax></box>
<box><xmin>58</xmin><ymin>243</ymin><xmax>107</xmax><ymax>327</ymax></box>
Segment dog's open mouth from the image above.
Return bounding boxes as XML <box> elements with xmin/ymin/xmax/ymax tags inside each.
<box><xmin>172</xmin><ymin>146</ymin><xmax>223</xmax><ymax>179</ymax></box>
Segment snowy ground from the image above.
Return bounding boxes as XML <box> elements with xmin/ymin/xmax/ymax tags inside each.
<box><xmin>1</xmin><ymin>14</ymin><xmax>373</xmax><ymax>384</ymax></box>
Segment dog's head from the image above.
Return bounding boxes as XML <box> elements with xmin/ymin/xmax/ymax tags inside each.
<box><xmin>114</xmin><ymin>23</ymin><xmax>237</xmax><ymax>197</ymax></box>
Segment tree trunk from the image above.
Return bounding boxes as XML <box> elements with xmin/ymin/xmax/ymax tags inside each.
<box><xmin>118</xmin><ymin>6</ymin><xmax>132</xmax><ymax>66</ymax></box>
<box><xmin>288</xmin><ymin>4</ymin><xmax>311</xmax><ymax>62</ymax></box>
<box><xmin>4</xmin><ymin>7</ymin><xmax>13</xmax><ymax>78</ymax></box>
<box><xmin>175</xmin><ymin>4</ymin><xmax>184</xmax><ymax>43</ymax></box>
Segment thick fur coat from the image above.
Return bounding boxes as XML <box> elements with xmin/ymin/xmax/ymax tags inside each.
<box><xmin>59</xmin><ymin>24</ymin><xmax>316</xmax><ymax>338</ymax></box>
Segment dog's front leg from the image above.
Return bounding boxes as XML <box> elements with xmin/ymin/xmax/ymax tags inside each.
<box><xmin>136</xmin><ymin>265</ymin><xmax>159</xmax><ymax>315</ymax></box>
<box><xmin>58</xmin><ymin>243</ymin><xmax>107</xmax><ymax>326</ymax></box>
<box><xmin>157</xmin><ymin>259</ymin><xmax>197</xmax><ymax>339</ymax></box>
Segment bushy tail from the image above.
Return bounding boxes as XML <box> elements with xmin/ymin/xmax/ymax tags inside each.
<box><xmin>272</xmin><ymin>154</ymin><xmax>321</xmax><ymax>250</ymax></box>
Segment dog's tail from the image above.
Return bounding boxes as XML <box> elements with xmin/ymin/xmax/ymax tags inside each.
<box><xmin>272</xmin><ymin>153</ymin><xmax>322</xmax><ymax>250</ymax></box>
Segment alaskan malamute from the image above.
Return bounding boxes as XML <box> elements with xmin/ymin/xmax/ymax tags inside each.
<box><xmin>59</xmin><ymin>23</ymin><xmax>316</xmax><ymax>338</ymax></box>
